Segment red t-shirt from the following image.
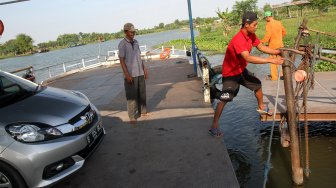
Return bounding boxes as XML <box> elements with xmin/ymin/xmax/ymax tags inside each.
<box><xmin>222</xmin><ymin>29</ymin><xmax>260</xmax><ymax>77</ymax></box>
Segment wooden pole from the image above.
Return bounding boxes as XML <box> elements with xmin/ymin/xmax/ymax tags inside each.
<box><xmin>293</xmin><ymin>18</ymin><xmax>308</xmax><ymax>50</ymax></box>
<box><xmin>281</xmin><ymin>51</ymin><xmax>304</xmax><ymax>185</ymax></box>
<box><xmin>281</xmin><ymin>17</ymin><xmax>309</xmax><ymax>186</ymax></box>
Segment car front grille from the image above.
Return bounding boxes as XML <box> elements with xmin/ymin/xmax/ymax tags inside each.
<box><xmin>68</xmin><ymin>105</ymin><xmax>91</xmax><ymax>125</ymax></box>
<box><xmin>64</xmin><ymin>105</ymin><xmax>98</xmax><ymax>136</ymax></box>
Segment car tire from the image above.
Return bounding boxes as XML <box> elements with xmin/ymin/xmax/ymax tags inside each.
<box><xmin>0</xmin><ymin>161</ymin><xmax>27</xmax><ymax>188</ymax></box>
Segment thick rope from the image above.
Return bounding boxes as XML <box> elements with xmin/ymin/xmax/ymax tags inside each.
<box><xmin>262</xmin><ymin>65</ymin><xmax>282</xmax><ymax>188</ymax></box>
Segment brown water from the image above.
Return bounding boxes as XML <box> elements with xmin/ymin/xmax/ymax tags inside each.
<box><xmin>215</xmin><ymin>83</ymin><xmax>336</xmax><ymax>188</ymax></box>
<box><xmin>207</xmin><ymin>54</ymin><xmax>336</xmax><ymax>188</ymax></box>
<box><xmin>266</xmin><ymin>122</ymin><xmax>336</xmax><ymax>188</ymax></box>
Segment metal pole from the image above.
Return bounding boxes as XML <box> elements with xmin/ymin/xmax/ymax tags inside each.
<box><xmin>62</xmin><ymin>63</ymin><xmax>66</xmax><ymax>73</ymax></box>
<box><xmin>281</xmin><ymin>51</ymin><xmax>303</xmax><ymax>185</ymax></box>
<box><xmin>187</xmin><ymin>0</ymin><xmax>197</xmax><ymax>73</ymax></box>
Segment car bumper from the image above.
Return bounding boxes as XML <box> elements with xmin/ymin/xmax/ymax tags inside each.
<box><xmin>1</xmin><ymin>118</ymin><xmax>105</xmax><ymax>188</ymax></box>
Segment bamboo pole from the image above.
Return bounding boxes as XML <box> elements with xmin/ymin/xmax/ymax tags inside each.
<box><xmin>281</xmin><ymin>51</ymin><xmax>304</xmax><ymax>185</ymax></box>
<box><xmin>307</xmin><ymin>28</ymin><xmax>336</xmax><ymax>38</ymax></box>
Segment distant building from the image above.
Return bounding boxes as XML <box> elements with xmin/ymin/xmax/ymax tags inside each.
<box><xmin>272</xmin><ymin>0</ymin><xmax>311</xmax><ymax>18</ymax></box>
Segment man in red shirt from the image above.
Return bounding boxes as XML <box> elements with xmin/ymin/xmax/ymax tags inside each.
<box><xmin>209</xmin><ymin>12</ymin><xmax>284</xmax><ymax>137</ymax></box>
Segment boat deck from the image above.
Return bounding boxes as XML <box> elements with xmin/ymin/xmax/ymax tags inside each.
<box><xmin>260</xmin><ymin>71</ymin><xmax>336</xmax><ymax>121</ymax></box>
<box><xmin>49</xmin><ymin>58</ymin><xmax>239</xmax><ymax>188</ymax></box>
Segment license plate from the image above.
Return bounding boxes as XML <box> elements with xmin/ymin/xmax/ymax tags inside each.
<box><xmin>86</xmin><ymin>123</ymin><xmax>102</xmax><ymax>146</ymax></box>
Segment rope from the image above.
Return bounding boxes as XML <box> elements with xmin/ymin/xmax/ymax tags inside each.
<box><xmin>262</xmin><ymin>65</ymin><xmax>282</xmax><ymax>188</ymax></box>
<box><xmin>294</xmin><ymin>46</ymin><xmax>313</xmax><ymax>178</ymax></box>
<box><xmin>303</xmin><ymin>77</ymin><xmax>311</xmax><ymax>178</ymax></box>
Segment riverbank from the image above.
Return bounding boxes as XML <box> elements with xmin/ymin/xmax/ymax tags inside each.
<box><xmin>0</xmin><ymin>46</ymin><xmax>70</xmax><ymax>60</ymax></box>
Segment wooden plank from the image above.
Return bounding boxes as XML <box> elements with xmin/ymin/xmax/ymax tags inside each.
<box><xmin>261</xmin><ymin>71</ymin><xmax>336</xmax><ymax>121</ymax></box>
<box><xmin>261</xmin><ymin>112</ymin><xmax>336</xmax><ymax>121</ymax></box>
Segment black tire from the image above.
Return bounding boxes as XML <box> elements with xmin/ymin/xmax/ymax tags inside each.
<box><xmin>0</xmin><ymin>161</ymin><xmax>27</xmax><ymax>188</ymax></box>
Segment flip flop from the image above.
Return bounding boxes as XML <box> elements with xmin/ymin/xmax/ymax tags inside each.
<box><xmin>208</xmin><ymin>128</ymin><xmax>223</xmax><ymax>137</ymax></box>
<box><xmin>256</xmin><ymin>107</ymin><xmax>273</xmax><ymax>116</ymax></box>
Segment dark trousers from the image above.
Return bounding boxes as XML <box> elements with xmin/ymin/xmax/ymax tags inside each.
<box><xmin>124</xmin><ymin>75</ymin><xmax>147</xmax><ymax>120</ymax></box>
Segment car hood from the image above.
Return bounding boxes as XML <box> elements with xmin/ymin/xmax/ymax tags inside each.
<box><xmin>0</xmin><ymin>87</ymin><xmax>89</xmax><ymax>126</ymax></box>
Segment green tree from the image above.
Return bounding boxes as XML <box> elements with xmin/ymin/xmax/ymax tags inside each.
<box><xmin>232</xmin><ymin>0</ymin><xmax>258</xmax><ymax>24</ymax></box>
<box><xmin>216</xmin><ymin>8</ymin><xmax>235</xmax><ymax>37</ymax></box>
<box><xmin>78</xmin><ymin>32</ymin><xmax>84</xmax><ymax>43</ymax></box>
<box><xmin>310</xmin><ymin>0</ymin><xmax>332</xmax><ymax>13</ymax></box>
<box><xmin>3</xmin><ymin>39</ymin><xmax>17</xmax><ymax>55</ymax></box>
<box><xmin>158</xmin><ymin>23</ymin><xmax>165</xmax><ymax>29</ymax></box>
<box><xmin>263</xmin><ymin>3</ymin><xmax>272</xmax><ymax>12</ymax></box>
<box><xmin>15</xmin><ymin>34</ymin><xmax>33</xmax><ymax>54</ymax></box>
<box><xmin>57</xmin><ymin>34</ymin><xmax>79</xmax><ymax>47</ymax></box>
<box><xmin>194</xmin><ymin>17</ymin><xmax>202</xmax><ymax>25</ymax></box>
<box><xmin>174</xmin><ymin>19</ymin><xmax>180</xmax><ymax>26</ymax></box>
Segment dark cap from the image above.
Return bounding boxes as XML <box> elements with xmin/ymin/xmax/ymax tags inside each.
<box><xmin>242</xmin><ymin>11</ymin><xmax>258</xmax><ymax>25</ymax></box>
<box><xmin>124</xmin><ymin>23</ymin><xmax>136</xmax><ymax>32</ymax></box>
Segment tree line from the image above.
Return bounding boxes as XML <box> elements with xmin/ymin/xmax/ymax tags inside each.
<box><xmin>0</xmin><ymin>17</ymin><xmax>216</xmax><ymax>58</ymax></box>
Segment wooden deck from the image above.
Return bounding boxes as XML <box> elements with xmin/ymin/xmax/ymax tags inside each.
<box><xmin>261</xmin><ymin>71</ymin><xmax>336</xmax><ymax>121</ymax></box>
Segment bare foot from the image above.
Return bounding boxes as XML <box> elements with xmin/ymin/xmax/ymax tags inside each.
<box><xmin>141</xmin><ymin>112</ymin><xmax>151</xmax><ymax>116</ymax></box>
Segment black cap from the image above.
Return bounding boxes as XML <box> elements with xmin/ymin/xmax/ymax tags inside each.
<box><xmin>242</xmin><ymin>11</ymin><xmax>258</xmax><ymax>25</ymax></box>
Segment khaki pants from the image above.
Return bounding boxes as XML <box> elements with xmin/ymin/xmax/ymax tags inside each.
<box><xmin>270</xmin><ymin>55</ymin><xmax>283</xmax><ymax>81</ymax></box>
<box><xmin>124</xmin><ymin>75</ymin><xmax>147</xmax><ymax>120</ymax></box>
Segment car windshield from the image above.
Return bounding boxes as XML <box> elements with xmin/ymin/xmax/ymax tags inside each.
<box><xmin>0</xmin><ymin>71</ymin><xmax>40</xmax><ymax>108</ymax></box>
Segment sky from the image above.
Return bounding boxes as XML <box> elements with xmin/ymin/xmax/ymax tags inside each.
<box><xmin>0</xmin><ymin>0</ymin><xmax>289</xmax><ymax>44</ymax></box>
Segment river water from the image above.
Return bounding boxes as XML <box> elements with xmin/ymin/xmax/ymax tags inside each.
<box><xmin>1</xmin><ymin>30</ymin><xmax>335</xmax><ymax>188</ymax></box>
<box><xmin>0</xmin><ymin>29</ymin><xmax>192</xmax><ymax>72</ymax></box>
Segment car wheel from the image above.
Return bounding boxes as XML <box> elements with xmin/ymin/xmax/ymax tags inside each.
<box><xmin>0</xmin><ymin>161</ymin><xmax>27</xmax><ymax>188</ymax></box>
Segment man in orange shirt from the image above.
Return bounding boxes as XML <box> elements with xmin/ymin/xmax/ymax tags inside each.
<box><xmin>261</xmin><ymin>11</ymin><xmax>286</xmax><ymax>81</ymax></box>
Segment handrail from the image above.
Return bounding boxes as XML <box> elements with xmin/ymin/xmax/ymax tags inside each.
<box><xmin>10</xmin><ymin>66</ymin><xmax>33</xmax><ymax>74</ymax></box>
<box><xmin>14</xmin><ymin>45</ymin><xmax>189</xmax><ymax>84</ymax></box>
<box><xmin>34</xmin><ymin>55</ymin><xmax>106</xmax><ymax>71</ymax></box>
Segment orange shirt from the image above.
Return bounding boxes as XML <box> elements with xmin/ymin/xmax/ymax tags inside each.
<box><xmin>261</xmin><ymin>19</ymin><xmax>286</xmax><ymax>49</ymax></box>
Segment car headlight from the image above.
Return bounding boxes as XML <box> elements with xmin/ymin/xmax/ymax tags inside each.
<box><xmin>72</xmin><ymin>90</ymin><xmax>90</xmax><ymax>101</ymax></box>
<box><xmin>6</xmin><ymin>123</ymin><xmax>63</xmax><ymax>143</ymax></box>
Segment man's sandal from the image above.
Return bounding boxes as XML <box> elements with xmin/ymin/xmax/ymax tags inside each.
<box><xmin>208</xmin><ymin>128</ymin><xmax>223</xmax><ymax>137</ymax></box>
<box><xmin>256</xmin><ymin>107</ymin><xmax>273</xmax><ymax>116</ymax></box>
